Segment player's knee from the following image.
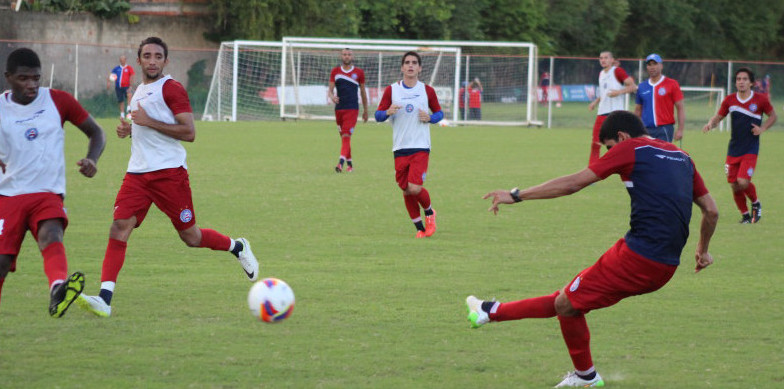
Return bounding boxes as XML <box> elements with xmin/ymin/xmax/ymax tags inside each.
<box><xmin>404</xmin><ymin>184</ymin><xmax>422</xmax><ymax>196</ymax></box>
<box><xmin>178</xmin><ymin>227</ymin><xmax>201</xmax><ymax>247</ymax></box>
<box><xmin>554</xmin><ymin>289</ymin><xmax>580</xmax><ymax>317</ymax></box>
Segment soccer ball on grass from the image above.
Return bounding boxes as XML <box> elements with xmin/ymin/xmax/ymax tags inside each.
<box><xmin>247</xmin><ymin>277</ymin><xmax>295</xmax><ymax>323</ymax></box>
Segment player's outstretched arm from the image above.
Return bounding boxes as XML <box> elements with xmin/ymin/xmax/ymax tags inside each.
<box><xmin>75</xmin><ymin>115</ymin><xmax>106</xmax><ymax>178</ymax></box>
<box><xmin>693</xmin><ymin>193</ymin><xmax>719</xmax><ymax>273</ymax></box>
<box><xmin>702</xmin><ymin>113</ymin><xmax>724</xmax><ymax>133</ymax></box>
<box><xmin>483</xmin><ymin>168</ymin><xmax>600</xmax><ymax>215</ymax></box>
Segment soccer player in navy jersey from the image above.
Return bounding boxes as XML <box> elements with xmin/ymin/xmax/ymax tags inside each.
<box><xmin>77</xmin><ymin>37</ymin><xmax>258</xmax><ymax>317</ymax></box>
<box><xmin>0</xmin><ymin>48</ymin><xmax>106</xmax><ymax>317</ymax></box>
<box><xmin>702</xmin><ymin>67</ymin><xmax>777</xmax><ymax>224</ymax></box>
<box><xmin>375</xmin><ymin>52</ymin><xmax>443</xmax><ymax>238</ymax></box>
<box><xmin>328</xmin><ymin>48</ymin><xmax>368</xmax><ymax>173</ymax></box>
<box><xmin>471</xmin><ymin>111</ymin><xmax>718</xmax><ymax>387</ymax></box>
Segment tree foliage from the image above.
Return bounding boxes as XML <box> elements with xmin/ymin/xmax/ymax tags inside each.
<box><xmin>205</xmin><ymin>0</ymin><xmax>784</xmax><ymax>60</ymax></box>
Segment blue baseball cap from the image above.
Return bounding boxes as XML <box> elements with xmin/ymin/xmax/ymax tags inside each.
<box><xmin>645</xmin><ymin>53</ymin><xmax>662</xmax><ymax>63</ymax></box>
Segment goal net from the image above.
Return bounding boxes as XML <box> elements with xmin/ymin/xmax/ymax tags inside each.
<box><xmin>680</xmin><ymin>86</ymin><xmax>726</xmax><ymax>132</ymax></box>
<box><xmin>203</xmin><ymin>38</ymin><xmax>540</xmax><ymax>126</ymax></box>
<box><xmin>279</xmin><ymin>41</ymin><xmax>461</xmax><ymax>122</ymax></box>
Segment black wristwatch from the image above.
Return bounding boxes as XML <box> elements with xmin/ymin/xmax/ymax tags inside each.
<box><xmin>510</xmin><ymin>187</ymin><xmax>523</xmax><ymax>203</ymax></box>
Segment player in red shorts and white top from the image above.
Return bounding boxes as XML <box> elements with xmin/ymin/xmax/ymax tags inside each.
<box><xmin>472</xmin><ymin>111</ymin><xmax>718</xmax><ymax>387</ymax></box>
<box><xmin>328</xmin><ymin>48</ymin><xmax>368</xmax><ymax>173</ymax></box>
<box><xmin>587</xmin><ymin>51</ymin><xmax>636</xmax><ymax>163</ymax></box>
<box><xmin>702</xmin><ymin>67</ymin><xmax>777</xmax><ymax>224</ymax></box>
<box><xmin>375</xmin><ymin>51</ymin><xmax>443</xmax><ymax>238</ymax></box>
<box><xmin>0</xmin><ymin>48</ymin><xmax>106</xmax><ymax>317</ymax></box>
<box><xmin>77</xmin><ymin>37</ymin><xmax>259</xmax><ymax>317</ymax></box>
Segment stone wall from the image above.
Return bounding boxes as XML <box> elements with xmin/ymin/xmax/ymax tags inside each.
<box><xmin>0</xmin><ymin>10</ymin><xmax>218</xmax><ymax>100</ymax></box>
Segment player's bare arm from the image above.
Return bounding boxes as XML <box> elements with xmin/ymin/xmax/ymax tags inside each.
<box><xmin>634</xmin><ymin>104</ymin><xmax>642</xmax><ymax>117</ymax></box>
<box><xmin>386</xmin><ymin>104</ymin><xmax>402</xmax><ymax>116</ymax></box>
<box><xmin>608</xmin><ymin>77</ymin><xmax>637</xmax><ymax>98</ymax></box>
<box><xmin>693</xmin><ymin>193</ymin><xmax>718</xmax><ymax>273</ymax></box>
<box><xmin>328</xmin><ymin>81</ymin><xmax>339</xmax><ymax>104</ymax></box>
<box><xmin>74</xmin><ymin>115</ymin><xmax>106</xmax><ymax>178</ymax></box>
<box><xmin>132</xmin><ymin>104</ymin><xmax>196</xmax><ymax>142</ymax></box>
<box><xmin>588</xmin><ymin>98</ymin><xmax>599</xmax><ymax>111</ymax></box>
<box><xmin>702</xmin><ymin>113</ymin><xmax>725</xmax><ymax>132</ymax></box>
<box><xmin>483</xmin><ymin>168</ymin><xmax>600</xmax><ymax>215</ymax></box>
<box><xmin>674</xmin><ymin>100</ymin><xmax>685</xmax><ymax>140</ymax></box>
<box><xmin>360</xmin><ymin>83</ymin><xmax>369</xmax><ymax>122</ymax></box>
<box><xmin>752</xmin><ymin>109</ymin><xmax>777</xmax><ymax>135</ymax></box>
<box><xmin>116</xmin><ymin>118</ymin><xmax>132</xmax><ymax>138</ymax></box>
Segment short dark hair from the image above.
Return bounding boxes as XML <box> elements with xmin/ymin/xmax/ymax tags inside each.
<box><xmin>401</xmin><ymin>51</ymin><xmax>421</xmax><ymax>66</ymax></box>
<box><xmin>6</xmin><ymin>48</ymin><xmax>41</xmax><ymax>74</ymax></box>
<box><xmin>599</xmin><ymin>111</ymin><xmax>648</xmax><ymax>143</ymax></box>
<box><xmin>735</xmin><ymin>67</ymin><xmax>755</xmax><ymax>84</ymax></box>
<box><xmin>138</xmin><ymin>36</ymin><xmax>168</xmax><ymax>59</ymax></box>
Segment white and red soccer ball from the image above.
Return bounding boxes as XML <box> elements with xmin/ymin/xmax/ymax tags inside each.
<box><xmin>247</xmin><ymin>277</ymin><xmax>295</xmax><ymax>323</ymax></box>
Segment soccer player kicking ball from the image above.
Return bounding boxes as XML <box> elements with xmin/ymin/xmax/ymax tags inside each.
<box><xmin>375</xmin><ymin>51</ymin><xmax>443</xmax><ymax>238</ymax></box>
<box><xmin>702</xmin><ymin>67</ymin><xmax>776</xmax><ymax>224</ymax></box>
<box><xmin>470</xmin><ymin>111</ymin><xmax>718</xmax><ymax>387</ymax></box>
<box><xmin>0</xmin><ymin>48</ymin><xmax>106</xmax><ymax>317</ymax></box>
<box><xmin>78</xmin><ymin>37</ymin><xmax>259</xmax><ymax>317</ymax></box>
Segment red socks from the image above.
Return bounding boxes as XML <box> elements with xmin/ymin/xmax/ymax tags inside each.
<box><xmin>416</xmin><ymin>188</ymin><xmax>431</xmax><ymax>210</ymax></box>
<box><xmin>404</xmin><ymin>194</ymin><xmax>421</xmax><ymax>220</ymax></box>
<box><xmin>42</xmin><ymin>242</ymin><xmax>68</xmax><ymax>288</ymax></box>
<box><xmin>198</xmin><ymin>228</ymin><xmax>232</xmax><ymax>251</ymax></box>
<box><xmin>491</xmin><ymin>291</ymin><xmax>558</xmax><ymax>321</ymax></box>
<box><xmin>733</xmin><ymin>190</ymin><xmax>749</xmax><ymax>214</ymax></box>
<box><xmin>558</xmin><ymin>314</ymin><xmax>594</xmax><ymax>372</ymax></box>
<box><xmin>101</xmin><ymin>238</ymin><xmax>127</xmax><ymax>283</ymax></box>
<box><xmin>340</xmin><ymin>136</ymin><xmax>351</xmax><ymax>160</ymax></box>
<box><xmin>744</xmin><ymin>182</ymin><xmax>758</xmax><ymax>203</ymax></box>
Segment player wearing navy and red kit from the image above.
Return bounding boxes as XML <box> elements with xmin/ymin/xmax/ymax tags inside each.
<box><xmin>108</xmin><ymin>55</ymin><xmax>135</xmax><ymax>118</ymax></box>
<box><xmin>328</xmin><ymin>48</ymin><xmax>368</xmax><ymax>173</ymax></box>
<box><xmin>77</xmin><ymin>37</ymin><xmax>259</xmax><ymax>318</ymax></box>
<box><xmin>587</xmin><ymin>51</ymin><xmax>636</xmax><ymax>163</ymax></box>
<box><xmin>635</xmin><ymin>54</ymin><xmax>685</xmax><ymax>143</ymax></box>
<box><xmin>375</xmin><ymin>51</ymin><xmax>443</xmax><ymax>238</ymax></box>
<box><xmin>0</xmin><ymin>48</ymin><xmax>106</xmax><ymax>317</ymax></box>
<box><xmin>703</xmin><ymin>67</ymin><xmax>777</xmax><ymax>224</ymax></box>
<box><xmin>472</xmin><ymin>111</ymin><xmax>718</xmax><ymax>387</ymax></box>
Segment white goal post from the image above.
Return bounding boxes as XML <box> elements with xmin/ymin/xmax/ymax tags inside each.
<box><xmin>680</xmin><ymin>86</ymin><xmax>727</xmax><ymax>132</ymax></box>
<box><xmin>203</xmin><ymin>37</ymin><xmax>540</xmax><ymax>126</ymax></box>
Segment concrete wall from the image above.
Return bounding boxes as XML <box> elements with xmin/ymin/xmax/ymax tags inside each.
<box><xmin>0</xmin><ymin>10</ymin><xmax>218</xmax><ymax>99</ymax></box>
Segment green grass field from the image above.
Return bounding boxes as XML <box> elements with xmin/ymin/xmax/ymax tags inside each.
<box><xmin>1</xmin><ymin>119</ymin><xmax>782</xmax><ymax>388</ymax></box>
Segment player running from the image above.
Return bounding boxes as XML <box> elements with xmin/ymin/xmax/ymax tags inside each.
<box><xmin>328</xmin><ymin>48</ymin><xmax>368</xmax><ymax>173</ymax></box>
<box><xmin>0</xmin><ymin>48</ymin><xmax>106</xmax><ymax>317</ymax></box>
<box><xmin>472</xmin><ymin>111</ymin><xmax>718</xmax><ymax>387</ymax></box>
<box><xmin>702</xmin><ymin>67</ymin><xmax>777</xmax><ymax>223</ymax></box>
<box><xmin>77</xmin><ymin>37</ymin><xmax>259</xmax><ymax>317</ymax></box>
<box><xmin>375</xmin><ymin>51</ymin><xmax>443</xmax><ymax>238</ymax></box>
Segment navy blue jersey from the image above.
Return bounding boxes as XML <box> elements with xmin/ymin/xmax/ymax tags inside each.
<box><xmin>589</xmin><ymin>137</ymin><xmax>709</xmax><ymax>265</ymax></box>
<box><xmin>718</xmin><ymin>91</ymin><xmax>774</xmax><ymax>156</ymax></box>
<box><xmin>330</xmin><ymin>66</ymin><xmax>365</xmax><ymax>110</ymax></box>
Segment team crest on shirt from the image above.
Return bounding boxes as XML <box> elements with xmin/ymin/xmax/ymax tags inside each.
<box><xmin>569</xmin><ymin>277</ymin><xmax>581</xmax><ymax>292</ymax></box>
<box><xmin>405</xmin><ymin>104</ymin><xmax>414</xmax><ymax>113</ymax></box>
<box><xmin>351</xmin><ymin>73</ymin><xmax>358</xmax><ymax>80</ymax></box>
<box><xmin>179</xmin><ymin>209</ymin><xmax>193</xmax><ymax>223</ymax></box>
<box><xmin>749</xmin><ymin>103</ymin><xmax>758</xmax><ymax>112</ymax></box>
<box><xmin>658</xmin><ymin>88</ymin><xmax>666</xmax><ymax>96</ymax></box>
<box><xmin>25</xmin><ymin>128</ymin><xmax>39</xmax><ymax>140</ymax></box>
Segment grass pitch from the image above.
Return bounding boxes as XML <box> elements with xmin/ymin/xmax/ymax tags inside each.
<box><xmin>1</xmin><ymin>118</ymin><xmax>782</xmax><ymax>388</ymax></box>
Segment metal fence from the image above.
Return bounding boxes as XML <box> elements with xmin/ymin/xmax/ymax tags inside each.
<box><xmin>536</xmin><ymin>56</ymin><xmax>784</xmax><ymax>130</ymax></box>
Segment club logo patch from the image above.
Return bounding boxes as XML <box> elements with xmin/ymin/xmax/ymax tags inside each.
<box><xmin>749</xmin><ymin>103</ymin><xmax>758</xmax><ymax>112</ymax></box>
<box><xmin>351</xmin><ymin>73</ymin><xmax>358</xmax><ymax>80</ymax></box>
<box><xmin>747</xmin><ymin>167</ymin><xmax>754</xmax><ymax>177</ymax></box>
<box><xmin>569</xmin><ymin>277</ymin><xmax>581</xmax><ymax>292</ymax></box>
<box><xmin>25</xmin><ymin>128</ymin><xmax>38</xmax><ymax>140</ymax></box>
<box><xmin>179</xmin><ymin>209</ymin><xmax>193</xmax><ymax>223</ymax></box>
<box><xmin>421</xmin><ymin>172</ymin><xmax>427</xmax><ymax>182</ymax></box>
<box><xmin>405</xmin><ymin>104</ymin><xmax>414</xmax><ymax>113</ymax></box>
<box><xmin>658</xmin><ymin>88</ymin><xmax>666</xmax><ymax>96</ymax></box>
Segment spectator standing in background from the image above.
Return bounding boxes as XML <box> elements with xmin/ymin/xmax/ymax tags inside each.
<box><xmin>108</xmin><ymin>55</ymin><xmax>135</xmax><ymax>119</ymax></box>
<box><xmin>634</xmin><ymin>53</ymin><xmax>685</xmax><ymax>143</ymax></box>
<box><xmin>468</xmin><ymin>78</ymin><xmax>483</xmax><ymax>120</ymax></box>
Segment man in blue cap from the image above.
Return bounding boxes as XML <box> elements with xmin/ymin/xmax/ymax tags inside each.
<box><xmin>634</xmin><ymin>54</ymin><xmax>685</xmax><ymax>142</ymax></box>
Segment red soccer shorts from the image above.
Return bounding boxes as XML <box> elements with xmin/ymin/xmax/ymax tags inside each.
<box><xmin>113</xmin><ymin>167</ymin><xmax>197</xmax><ymax>231</ymax></box>
<box><xmin>725</xmin><ymin>154</ymin><xmax>758</xmax><ymax>183</ymax></box>
<box><xmin>335</xmin><ymin>109</ymin><xmax>358</xmax><ymax>136</ymax></box>
<box><xmin>0</xmin><ymin>193</ymin><xmax>68</xmax><ymax>260</ymax></box>
<box><xmin>394</xmin><ymin>151</ymin><xmax>429</xmax><ymax>190</ymax></box>
<box><xmin>564</xmin><ymin>238</ymin><xmax>677</xmax><ymax>313</ymax></box>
